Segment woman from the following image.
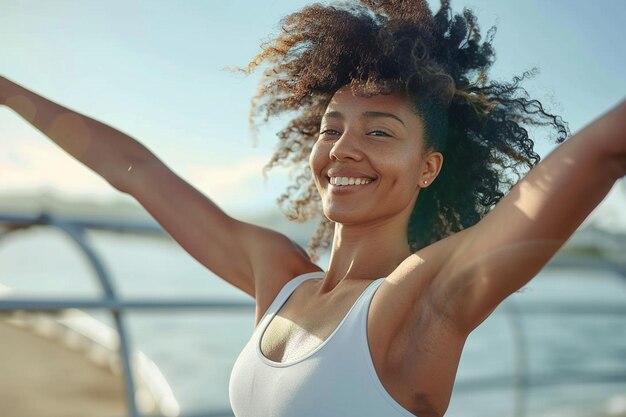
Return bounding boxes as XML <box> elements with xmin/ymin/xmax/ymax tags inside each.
<box><xmin>1</xmin><ymin>1</ymin><xmax>624</xmax><ymax>416</ymax></box>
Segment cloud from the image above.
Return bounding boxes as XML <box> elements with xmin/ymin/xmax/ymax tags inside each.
<box><xmin>0</xmin><ymin>140</ymin><xmax>113</xmax><ymax>196</ymax></box>
<box><xmin>183</xmin><ymin>156</ymin><xmax>290</xmax><ymax>209</ymax></box>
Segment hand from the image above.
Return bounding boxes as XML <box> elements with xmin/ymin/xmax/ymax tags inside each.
<box><xmin>0</xmin><ymin>75</ymin><xmax>9</xmax><ymax>105</ymax></box>
<box><xmin>0</xmin><ymin>75</ymin><xmax>7</xmax><ymax>106</ymax></box>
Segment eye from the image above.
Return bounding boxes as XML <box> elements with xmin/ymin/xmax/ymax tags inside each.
<box><xmin>368</xmin><ymin>130</ymin><xmax>392</xmax><ymax>137</ymax></box>
<box><xmin>320</xmin><ymin>129</ymin><xmax>341</xmax><ymax>137</ymax></box>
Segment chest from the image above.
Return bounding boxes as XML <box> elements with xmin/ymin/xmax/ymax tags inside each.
<box><xmin>259</xmin><ymin>279</ymin><xmax>364</xmax><ymax>364</ymax></box>
<box><xmin>257</xmin><ymin>278</ymin><xmax>465</xmax><ymax>417</ymax></box>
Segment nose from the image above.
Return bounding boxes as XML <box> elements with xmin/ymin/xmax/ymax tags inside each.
<box><xmin>329</xmin><ymin>130</ymin><xmax>363</xmax><ymax>162</ymax></box>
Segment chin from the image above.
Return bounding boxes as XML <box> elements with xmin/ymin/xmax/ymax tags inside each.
<box><xmin>322</xmin><ymin>206</ymin><xmax>367</xmax><ymax>225</ymax></box>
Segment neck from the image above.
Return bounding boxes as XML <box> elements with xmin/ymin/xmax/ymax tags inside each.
<box><xmin>320</xmin><ymin>215</ymin><xmax>411</xmax><ymax>293</ymax></box>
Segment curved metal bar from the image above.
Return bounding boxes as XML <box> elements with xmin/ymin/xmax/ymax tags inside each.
<box><xmin>0</xmin><ymin>298</ymin><xmax>255</xmax><ymax>312</ymax></box>
<box><xmin>0</xmin><ymin>212</ymin><xmax>164</xmax><ymax>235</ymax></box>
<box><xmin>0</xmin><ymin>213</ymin><xmax>41</xmax><ymax>244</ymax></box>
<box><xmin>33</xmin><ymin>213</ymin><xmax>139</xmax><ymax>417</ymax></box>
<box><xmin>112</xmin><ymin>311</ymin><xmax>139</xmax><ymax>417</ymax></box>
<box><xmin>42</xmin><ymin>213</ymin><xmax>117</xmax><ymax>297</ymax></box>
<box><xmin>454</xmin><ymin>370</ymin><xmax>626</xmax><ymax>392</ymax></box>
<box><xmin>502</xmin><ymin>300</ymin><xmax>529</xmax><ymax>417</ymax></box>
<box><xmin>547</xmin><ymin>253</ymin><xmax>626</xmax><ymax>278</ymax></box>
<box><xmin>5</xmin><ymin>296</ymin><xmax>626</xmax><ymax>314</ymax></box>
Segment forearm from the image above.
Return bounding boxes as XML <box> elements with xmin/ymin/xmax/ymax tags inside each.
<box><xmin>0</xmin><ymin>76</ymin><xmax>155</xmax><ymax>189</ymax></box>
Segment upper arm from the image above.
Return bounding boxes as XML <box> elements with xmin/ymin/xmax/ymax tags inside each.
<box><xmin>118</xmin><ymin>156</ymin><xmax>312</xmax><ymax>298</ymax></box>
<box><xmin>429</xmin><ymin>100</ymin><xmax>626</xmax><ymax>333</ymax></box>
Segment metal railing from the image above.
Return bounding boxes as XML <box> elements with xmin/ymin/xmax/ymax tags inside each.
<box><xmin>1</xmin><ymin>211</ymin><xmax>625</xmax><ymax>417</ymax></box>
<box><xmin>0</xmin><ymin>212</ymin><xmax>250</xmax><ymax>417</ymax></box>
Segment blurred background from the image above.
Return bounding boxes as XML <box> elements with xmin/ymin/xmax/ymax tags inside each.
<box><xmin>0</xmin><ymin>1</ymin><xmax>625</xmax><ymax>417</ymax></box>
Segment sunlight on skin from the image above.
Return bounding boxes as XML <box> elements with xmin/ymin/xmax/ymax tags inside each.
<box><xmin>451</xmin><ymin>238</ymin><xmax>564</xmax><ymax>293</ymax></box>
<box><xmin>513</xmin><ymin>156</ymin><xmax>575</xmax><ymax>220</ymax></box>
<box><xmin>5</xmin><ymin>95</ymin><xmax>37</xmax><ymax>123</ymax></box>
<box><xmin>440</xmin><ymin>237</ymin><xmax>566</xmax><ymax>329</ymax></box>
<box><xmin>261</xmin><ymin>315</ymin><xmax>324</xmax><ymax>362</ymax></box>
<box><xmin>379</xmin><ymin>205</ymin><xmax>569</xmax><ymax>333</ymax></box>
<box><xmin>46</xmin><ymin>112</ymin><xmax>91</xmax><ymax>160</ymax></box>
<box><xmin>514</xmin><ymin>179</ymin><xmax>549</xmax><ymax>220</ymax></box>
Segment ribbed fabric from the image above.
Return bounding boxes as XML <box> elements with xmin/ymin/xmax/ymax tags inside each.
<box><xmin>229</xmin><ymin>271</ymin><xmax>418</xmax><ymax>417</ymax></box>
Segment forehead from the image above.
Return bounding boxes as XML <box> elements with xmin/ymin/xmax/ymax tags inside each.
<box><xmin>325</xmin><ymin>85</ymin><xmax>418</xmax><ymax>121</ymax></box>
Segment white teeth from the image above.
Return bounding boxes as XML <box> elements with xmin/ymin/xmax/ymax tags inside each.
<box><xmin>330</xmin><ymin>176</ymin><xmax>373</xmax><ymax>186</ymax></box>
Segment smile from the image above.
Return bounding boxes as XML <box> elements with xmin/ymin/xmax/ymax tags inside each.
<box><xmin>329</xmin><ymin>176</ymin><xmax>373</xmax><ymax>186</ymax></box>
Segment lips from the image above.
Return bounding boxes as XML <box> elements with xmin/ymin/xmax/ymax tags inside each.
<box><xmin>329</xmin><ymin>176</ymin><xmax>373</xmax><ymax>186</ymax></box>
<box><xmin>324</xmin><ymin>170</ymin><xmax>377</xmax><ymax>197</ymax></box>
<box><xmin>321</xmin><ymin>168</ymin><xmax>378</xmax><ymax>196</ymax></box>
<box><xmin>326</xmin><ymin>168</ymin><xmax>378</xmax><ymax>181</ymax></box>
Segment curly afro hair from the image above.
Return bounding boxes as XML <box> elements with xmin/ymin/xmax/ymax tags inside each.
<box><xmin>241</xmin><ymin>0</ymin><xmax>569</xmax><ymax>261</ymax></box>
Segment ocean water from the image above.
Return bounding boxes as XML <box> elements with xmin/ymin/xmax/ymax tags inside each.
<box><xmin>0</xmin><ymin>227</ymin><xmax>625</xmax><ymax>417</ymax></box>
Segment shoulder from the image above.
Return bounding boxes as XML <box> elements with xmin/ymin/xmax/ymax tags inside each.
<box><xmin>369</xmin><ymin>226</ymin><xmax>477</xmax><ymax>337</ymax></box>
<box><xmin>252</xmin><ymin>241</ymin><xmax>323</xmax><ymax>325</ymax></box>
<box><xmin>384</xmin><ymin>225</ymin><xmax>476</xmax><ymax>299</ymax></box>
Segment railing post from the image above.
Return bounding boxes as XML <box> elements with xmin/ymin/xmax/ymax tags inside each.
<box><xmin>40</xmin><ymin>213</ymin><xmax>140</xmax><ymax>417</ymax></box>
<box><xmin>503</xmin><ymin>300</ymin><xmax>529</xmax><ymax>417</ymax></box>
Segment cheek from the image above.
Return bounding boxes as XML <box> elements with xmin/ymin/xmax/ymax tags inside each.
<box><xmin>382</xmin><ymin>151</ymin><xmax>422</xmax><ymax>190</ymax></box>
<box><xmin>377</xmin><ymin>146</ymin><xmax>414</xmax><ymax>171</ymax></box>
<box><xmin>309</xmin><ymin>142</ymin><xmax>328</xmax><ymax>178</ymax></box>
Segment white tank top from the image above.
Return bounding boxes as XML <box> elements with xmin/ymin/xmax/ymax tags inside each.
<box><xmin>229</xmin><ymin>271</ymin><xmax>418</xmax><ymax>417</ymax></box>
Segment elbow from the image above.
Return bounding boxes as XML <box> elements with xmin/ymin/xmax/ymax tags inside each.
<box><xmin>105</xmin><ymin>169</ymin><xmax>131</xmax><ymax>194</ymax></box>
<box><xmin>579</xmin><ymin>99</ymin><xmax>626</xmax><ymax>181</ymax></box>
<box><xmin>98</xmin><ymin>156</ymin><xmax>132</xmax><ymax>193</ymax></box>
<box><xmin>104</xmin><ymin>157</ymin><xmax>149</xmax><ymax>194</ymax></box>
<box><xmin>608</xmin><ymin>153</ymin><xmax>626</xmax><ymax>181</ymax></box>
<box><xmin>607</xmin><ymin>100</ymin><xmax>626</xmax><ymax>179</ymax></box>
<box><xmin>603</xmin><ymin>130</ymin><xmax>626</xmax><ymax>182</ymax></box>
<box><xmin>105</xmin><ymin>147</ymin><xmax>160</xmax><ymax>194</ymax></box>
<box><xmin>102</xmin><ymin>162</ymin><xmax>150</xmax><ymax>195</ymax></box>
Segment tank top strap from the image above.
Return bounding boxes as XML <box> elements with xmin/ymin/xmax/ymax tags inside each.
<box><xmin>345</xmin><ymin>277</ymin><xmax>418</xmax><ymax>417</ymax></box>
<box><xmin>358</xmin><ymin>277</ymin><xmax>386</xmax><ymax>307</ymax></box>
<box><xmin>339</xmin><ymin>277</ymin><xmax>386</xmax><ymax>333</ymax></box>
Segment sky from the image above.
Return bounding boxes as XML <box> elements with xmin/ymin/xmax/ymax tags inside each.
<box><xmin>1</xmin><ymin>0</ymin><xmax>625</xmax><ymax>230</ymax></box>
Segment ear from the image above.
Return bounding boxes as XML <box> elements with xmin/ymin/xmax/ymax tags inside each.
<box><xmin>419</xmin><ymin>150</ymin><xmax>443</xmax><ymax>188</ymax></box>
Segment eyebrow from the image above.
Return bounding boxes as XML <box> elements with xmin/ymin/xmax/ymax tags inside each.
<box><xmin>323</xmin><ymin>110</ymin><xmax>406</xmax><ymax>126</ymax></box>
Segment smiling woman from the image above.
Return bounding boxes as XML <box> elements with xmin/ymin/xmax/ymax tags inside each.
<box><xmin>1</xmin><ymin>0</ymin><xmax>625</xmax><ymax>416</ymax></box>
<box><xmin>241</xmin><ymin>1</ymin><xmax>574</xmax><ymax>261</ymax></box>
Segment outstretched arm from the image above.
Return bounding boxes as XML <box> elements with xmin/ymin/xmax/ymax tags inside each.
<box><xmin>427</xmin><ymin>99</ymin><xmax>626</xmax><ymax>334</ymax></box>
<box><xmin>0</xmin><ymin>76</ymin><xmax>148</xmax><ymax>187</ymax></box>
<box><xmin>0</xmin><ymin>76</ymin><xmax>315</xmax><ymax>299</ymax></box>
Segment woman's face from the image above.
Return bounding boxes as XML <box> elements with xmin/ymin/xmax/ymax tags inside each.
<box><xmin>309</xmin><ymin>85</ymin><xmax>439</xmax><ymax>227</ymax></box>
